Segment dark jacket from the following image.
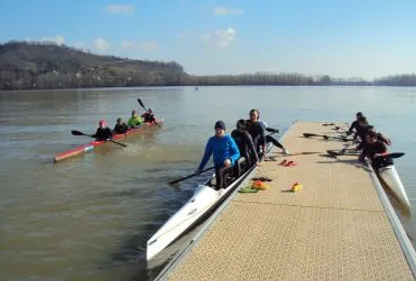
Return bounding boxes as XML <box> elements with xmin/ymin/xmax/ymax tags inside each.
<box><xmin>92</xmin><ymin>127</ymin><xmax>113</xmax><ymax>141</ymax></box>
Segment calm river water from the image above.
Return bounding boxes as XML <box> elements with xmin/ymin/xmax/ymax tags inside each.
<box><xmin>0</xmin><ymin>86</ymin><xmax>415</xmax><ymax>281</ymax></box>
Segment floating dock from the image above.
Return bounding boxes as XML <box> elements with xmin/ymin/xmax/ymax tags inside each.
<box><xmin>155</xmin><ymin>121</ymin><xmax>416</xmax><ymax>280</ymax></box>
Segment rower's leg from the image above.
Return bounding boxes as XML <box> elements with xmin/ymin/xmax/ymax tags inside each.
<box><xmin>266</xmin><ymin>135</ymin><xmax>284</xmax><ymax>149</ymax></box>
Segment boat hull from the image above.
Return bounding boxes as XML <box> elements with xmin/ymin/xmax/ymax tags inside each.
<box><xmin>376</xmin><ymin>165</ymin><xmax>411</xmax><ymax>210</ymax></box>
<box><xmin>146</xmin><ymin>145</ymin><xmax>272</xmax><ymax>260</ymax></box>
<box><xmin>53</xmin><ymin>120</ymin><xmax>163</xmax><ymax>162</ymax></box>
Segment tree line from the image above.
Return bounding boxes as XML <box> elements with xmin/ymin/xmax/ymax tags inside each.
<box><xmin>0</xmin><ymin>41</ymin><xmax>415</xmax><ymax>90</ymax></box>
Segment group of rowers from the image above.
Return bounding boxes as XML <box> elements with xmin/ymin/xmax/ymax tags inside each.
<box><xmin>195</xmin><ymin>109</ymin><xmax>290</xmax><ymax>191</ymax></box>
<box><xmin>195</xmin><ymin>109</ymin><xmax>395</xmax><ymax>192</ymax></box>
<box><xmin>92</xmin><ymin>109</ymin><xmax>157</xmax><ymax>141</ymax></box>
<box><xmin>347</xmin><ymin>112</ymin><xmax>393</xmax><ymax>168</ymax></box>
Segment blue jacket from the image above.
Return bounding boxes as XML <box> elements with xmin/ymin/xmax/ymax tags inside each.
<box><xmin>198</xmin><ymin>134</ymin><xmax>240</xmax><ymax>170</ymax></box>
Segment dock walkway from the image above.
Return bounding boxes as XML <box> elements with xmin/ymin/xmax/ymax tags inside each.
<box><xmin>158</xmin><ymin>121</ymin><xmax>416</xmax><ymax>281</ymax></box>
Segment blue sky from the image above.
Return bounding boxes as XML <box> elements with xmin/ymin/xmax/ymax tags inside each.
<box><xmin>0</xmin><ymin>0</ymin><xmax>415</xmax><ymax>79</ymax></box>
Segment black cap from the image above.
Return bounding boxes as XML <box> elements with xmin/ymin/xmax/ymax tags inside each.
<box><xmin>215</xmin><ymin>120</ymin><xmax>226</xmax><ymax>130</ymax></box>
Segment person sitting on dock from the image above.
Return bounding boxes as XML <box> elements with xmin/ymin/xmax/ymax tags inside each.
<box><xmin>358</xmin><ymin>131</ymin><xmax>391</xmax><ymax>170</ymax></box>
<box><xmin>113</xmin><ymin>118</ymin><xmax>129</xmax><ymax>134</ymax></box>
<box><xmin>246</xmin><ymin>109</ymin><xmax>268</xmax><ymax>159</ymax></box>
<box><xmin>196</xmin><ymin>120</ymin><xmax>240</xmax><ymax>192</ymax></box>
<box><xmin>231</xmin><ymin>119</ymin><xmax>259</xmax><ymax>167</ymax></box>
<box><xmin>127</xmin><ymin>110</ymin><xmax>143</xmax><ymax>128</ymax></box>
<box><xmin>141</xmin><ymin>108</ymin><xmax>157</xmax><ymax>124</ymax></box>
<box><xmin>346</xmin><ymin>112</ymin><xmax>364</xmax><ymax>136</ymax></box>
<box><xmin>92</xmin><ymin>120</ymin><xmax>113</xmax><ymax>141</ymax></box>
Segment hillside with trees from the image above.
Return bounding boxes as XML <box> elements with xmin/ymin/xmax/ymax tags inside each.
<box><xmin>0</xmin><ymin>41</ymin><xmax>414</xmax><ymax>90</ymax></box>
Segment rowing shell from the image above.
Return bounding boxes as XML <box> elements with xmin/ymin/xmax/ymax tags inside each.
<box><xmin>146</xmin><ymin>144</ymin><xmax>272</xmax><ymax>260</ymax></box>
<box><xmin>53</xmin><ymin>120</ymin><xmax>163</xmax><ymax>162</ymax></box>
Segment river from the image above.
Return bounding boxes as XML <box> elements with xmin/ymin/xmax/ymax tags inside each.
<box><xmin>0</xmin><ymin>86</ymin><xmax>415</xmax><ymax>280</ymax></box>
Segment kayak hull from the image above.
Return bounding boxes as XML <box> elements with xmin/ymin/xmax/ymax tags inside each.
<box><xmin>146</xmin><ymin>144</ymin><xmax>271</xmax><ymax>260</ymax></box>
<box><xmin>376</xmin><ymin>165</ymin><xmax>411</xmax><ymax>210</ymax></box>
<box><xmin>53</xmin><ymin>120</ymin><xmax>163</xmax><ymax>162</ymax></box>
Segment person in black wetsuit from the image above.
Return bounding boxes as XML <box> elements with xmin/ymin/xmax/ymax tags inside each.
<box><xmin>346</xmin><ymin>112</ymin><xmax>364</xmax><ymax>136</ymax></box>
<box><xmin>246</xmin><ymin>109</ymin><xmax>268</xmax><ymax>158</ymax></box>
<box><xmin>356</xmin><ymin>125</ymin><xmax>392</xmax><ymax>151</ymax></box>
<box><xmin>141</xmin><ymin>108</ymin><xmax>158</xmax><ymax>124</ymax></box>
<box><xmin>92</xmin><ymin>120</ymin><xmax>113</xmax><ymax>141</ymax></box>
<box><xmin>358</xmin><ymin>131</ymin><xmax>392</xmax><ymax>169</ymax></box>
<box><xmin>231</xmin><ymin>119</ymin><xmax>259</xmax><ymax>166</ymax></box>
<box><xmin>113</xmin><ymin>118</ymin><xmax>129</xmax><ymax>134</ymax></box>
<box><xmin>353</xmin><ymin>116</ymin><xmax>369</xmax><ymax>142</ymax></box>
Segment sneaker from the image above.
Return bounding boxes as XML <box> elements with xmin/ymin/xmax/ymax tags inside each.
<box><xmin>283</xmin><ymin>148</ymin><xmax>290</xmax><ymax>155</ymax></box>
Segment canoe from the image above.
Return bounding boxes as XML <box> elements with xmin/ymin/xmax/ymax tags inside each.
<box><xmin>146</xmin><ymin>144</ymin><xmax>272</xmax><ymax>260</ymax></box>
<box><xmin>53</xmin><ymin>120</ymin><xmax>164</xmax><ymax>162</ymax></box>
<box><xmin>376</xmin><ymin>165</ymin><xmax>411</xmax><ymax>210</ymax></box>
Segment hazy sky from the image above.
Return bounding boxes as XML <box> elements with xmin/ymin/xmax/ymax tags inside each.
<box><xmin>0</xmin><ymin>0</ymin><xmax>415</xmax><ymax>79</ymax></box>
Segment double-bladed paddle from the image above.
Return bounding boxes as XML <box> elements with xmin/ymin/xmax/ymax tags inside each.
<box><xmin>322</xmin><ymin>123</ymin><xmax>335</xmax><ymax>126</ymax></box>
<box><xmin>168</xmin><ymin>166</ymin><xmax>216</xmax><ymax>185</ymax></box>
<box><xmin>137</xmin><ymin>98</ymin><xmax>148</xmax><ymax>111</ymax></box>
<box><xmin>71</xmin><ymin>130</ymin><xmax>127</xmax><ymax>147</ymax></box>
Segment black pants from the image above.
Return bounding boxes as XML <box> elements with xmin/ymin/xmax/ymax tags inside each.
<box><xmin>266</xmin><ymin>135</ymin><xmax>284</xmax><ymax>149</ymax></box>
<box><xmin>214</xmin><ymin>165</ymin><xmax>233</xmax><ymax>191</ymax></box>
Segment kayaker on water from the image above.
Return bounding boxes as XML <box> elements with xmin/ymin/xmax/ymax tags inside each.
<box><xmin>141</xmin><ymin>108</ymin><xmax>157</xmax><ymax>124</ymax></box>
<box><xmin>92</xmin><ymin>120</ymin><xmax>113</xmax><ymax>141</ymax></box>
<box><xmin>346</xmin><ymin>112</ymin><xmax>364</xmax><ymax>136</ymax></box>
<box><xmin>113</xmin><ymin>118</ymin><xmax>129</xmax><ymax>134</ymax></box>
<box><xmin>196</xmin><ymin>120</ymin><xmax>240</xmax><ymax>192</ymax></box>
<box><xmin>128</xmin><ymin>110</ymin><xmax>143</xmax><ymax>128</ymax></box>
<box><xmin>231</xmin><ymin>119</ymin><xmax>259</xmax><ymax>166</ymax></box>
<box><xmin>358</xmin><ymin>131</ymin><xmax>392</xmax><ymax>169</ymax></box>
<box><xmin>246</xmin><ymin>109</ymin><xmax>268</xmax><ymax>158</ymax></box>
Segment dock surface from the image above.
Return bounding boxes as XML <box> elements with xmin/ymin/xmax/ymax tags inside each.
<box><xmin>161</xmin><ymin>121</ymin><xmax>415</xmax><ymax>280</ymax></box>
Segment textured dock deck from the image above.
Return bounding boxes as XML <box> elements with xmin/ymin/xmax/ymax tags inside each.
<box><xmin>159</xmin><ymin>121</ymin><xmax>416</xmax><ymax>281</ymax></box>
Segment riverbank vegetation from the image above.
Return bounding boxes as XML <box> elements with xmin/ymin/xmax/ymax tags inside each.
<box><xmin>1</xmin><ymin>41</ymin><xmax>415</xmax><ymax>90</ymax></box>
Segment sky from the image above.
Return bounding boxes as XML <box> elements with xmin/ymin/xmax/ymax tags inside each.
<box><xmin>0</xmin><ymin>0</ymin><xmax>415</xmax><ymax>79</ymax></box>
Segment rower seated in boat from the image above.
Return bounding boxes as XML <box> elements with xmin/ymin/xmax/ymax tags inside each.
<box><xmin>231</xmin><ymin>119</ymin><xmax>259</xmax><ymax>169</ymax></box>
<box><xmin>141</xmin><ymin>108</ymin><xmax>157</xmax><ymax>123</ymax></box>
<box><xmin>356</xmin><ymin>125</ymin><xmax>392</xmax><ymax>151</ymax></box>
<box><xmin>358</xmin><ymin>131</ymin><xmax>392</xmax><ymax>169</ymax></box>
<box><xmin>128</xmin><ymin>110</ymin><xmax>143</xmax><ymax>128</ymax></box>
<box><xmin>113</xmin><ymin>118</ymin><xmax>129</xmax><ymax>134</ymax></box>
<box><xmin>92</xmin><ymin>120</ymin><xmax>113</xmax><ymax>141</ymax></box>
<box><xmin>196</xmin><ymin>120</ymin><xmax>240</xmax><ymax>191</ymax></box>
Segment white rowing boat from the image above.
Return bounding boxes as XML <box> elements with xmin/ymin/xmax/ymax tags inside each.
<box><xmin>146</xmin><ymin>145</ymin><xmax>271</xmax><ymax>260</ymax></box>
<box><xmin>376</xmin><ymin>165</ymin><xmax>411</xmax><ymax>210</ymax></box>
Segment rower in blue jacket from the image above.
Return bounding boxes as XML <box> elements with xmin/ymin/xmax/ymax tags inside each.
<box><xmin>196</xmin><ymin>120</ymin><xmax>240</xmax><ymax>191</ymax></box>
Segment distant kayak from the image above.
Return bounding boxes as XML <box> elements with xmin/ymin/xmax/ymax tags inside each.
<box><xmin>53</xmin><ymin>120</ymin><xmax>164</xmax><ymax>162</ymax></box>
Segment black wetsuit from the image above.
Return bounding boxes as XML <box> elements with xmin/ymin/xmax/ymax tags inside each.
<box><xmin>231</xmin><ymin>129</ymin><xmax>259</xmax><ymax>165</ymax></box>
<box><xmin>246</xmin><ymin>120</ymin><xmax>266</xmax><ymax>154</ymax></box>
<box><xmin>92</xmin><ymin>127</ymin><xmax>113</xmax><ymax>141</ymax></box>
<box><xmin>359</xmin><ymin>140</ymin><xmax>391</xmax><ymax>169</ymax></box>
<box><xmin>347</xmin><ymin>121</ymin><xmax>359</xmax><ymax>136</ymax></box>
<box><xmin>141</xmin><ymin>112</ymin><xmax>156</xmax><ymax>123</ymax></box>
<box><xmin>113</xmin><ymin>123</ymin><xmax>129</xmax><ymax>134</ymax></box>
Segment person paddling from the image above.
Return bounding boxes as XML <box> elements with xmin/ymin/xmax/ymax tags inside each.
<box><xmin>358</xmin><ymin>131</ymin><xmax>391</xmax><ymax>169</ymax></box>
<box><xmin>128</xmin><ymin>110</ymin><xmax>143</xmax><ymax>128</ymax></box>
<box><xmin>141</xmin><ymin>108</ymin><xmax>158</xmax><ymax>124</ymax></box>
<box><xmin>231</xmin><ymin>119</ymin><xmax>259</xmax><ymax>166</ymax></box>
<box><xmin>346</xmin><ymin>112</ymin><xmax>364</xmax><ymax>136</ymax></box>
<box><xmin>246</xmin><ymin>109</ymin><xmax>268</xmax><ymax>158</ymax></box>
<box><xmin>196</xmin><ymin>121</ymin><xmax>240</xmax><ymax>192</ymax></box>
<box><xmin>113</xmin><ymin>118</ymin><xmax>129</xmax><ymax>134</ymax></box>
<box><xmin>92</xmin><ymin>120</ymin><xmax>113</xmax><ymax>141</ymax></box>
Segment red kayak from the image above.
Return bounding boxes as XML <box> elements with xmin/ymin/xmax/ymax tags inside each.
<box><xmin>53</xmin><ymin>120</ymin><xmax>164</xmax><ymax>162</ymax></box>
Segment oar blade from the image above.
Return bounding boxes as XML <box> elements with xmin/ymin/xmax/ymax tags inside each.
<box><xmin>71</xmin><ymin>130</ymin><xmax>85</xmax><ymax>136</ymax></box>
<box><xmin>303</xmin><ymin>133</ymin><xmax>319</xmax><ymax>138</ymax></box>
<box><xmin>137</xmin><ymin>98</ymin><xmax>147</xmax><ymax>110</ymax></box>
<box><xmin>384</xmin><ymin>152</ymin><xmax>405</xmax><ymax>159</ymax></box>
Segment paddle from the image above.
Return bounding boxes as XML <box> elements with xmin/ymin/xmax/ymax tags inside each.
<box><xmin>376</xmin><ymin>152</ymin><xmax>405</xmax><ymax>160</ymax></box>
<box><xmin>168</xmin><ymin>166</ymin><xmax>215</xmax><ymax>185</ymax></box>
<box><xmin>333</xmin><ymin>126</ymin><xmax>348</xmax><ymax>133</ymax></box>
<box><xmin>303</xmin><ymin>133</ymin><xmax>352</xmax><ymax>142</ymax></box>
<box><xmin>322</xmin><ymin>123</ymin><xmax>335</xmax><ymax>126</ymax></box>
<box><xmin>71</xmin><ymin>130</ymin><xmax>127</xmax><ymax>147</ymax></box>
<box><xmin>137</xmin><ymin>98</ymin><xmax>148</xmax><ymax>111</ymax></box>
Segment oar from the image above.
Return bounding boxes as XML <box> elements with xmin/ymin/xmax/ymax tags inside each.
<box><xmin>303</xmin><ymin>133</ymin><xmax>352</xmax><ymax>142</ymax></box>
<box><xmin>137</xmin><ymin>98</ymin><xmax>148</xmax><ymax>111</ymax></box>
<box><xmin>322</xmin><ymin>123</ymin><xmax>335</xmax><ymax>126</ymax></box>
<box><xmin>168</xmin><ymin>166</ymin><xmax>215</xmax><ymax>185</ymax></box>
<box><xmin>377</xmin><ymin>152</ymin><xmax>405</xmax><ymax>160</ymax></box>
<box><xmin>333</xmin><ymin>126</ymin><xmax>348</xmax><ymax>133</ymax></box>
<box><xmin>71</xmin><ymin>130</ymin><xmax>127</xmax><ymax>147</ymax></box>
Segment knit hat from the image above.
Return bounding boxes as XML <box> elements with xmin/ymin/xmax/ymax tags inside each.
<box><xmin>215</xmin><ymin>120</ymin><xmax>226</xmax><ymax>130</ymax></box>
